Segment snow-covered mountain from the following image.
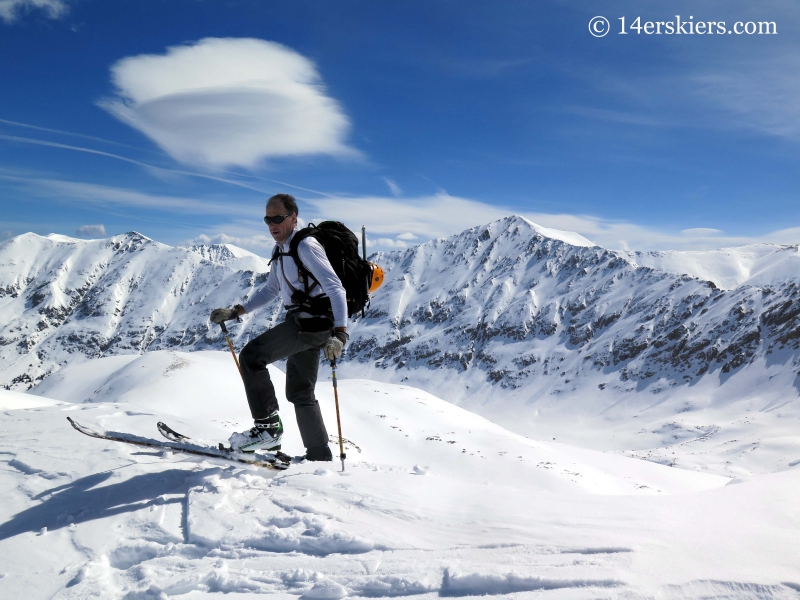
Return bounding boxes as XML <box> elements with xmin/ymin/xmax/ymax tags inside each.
<box><xmin>350</xmin><ymin>216</ymin><xmax>800</xmax><ymax>389</ymax></box>
<box><xmin>2</xmin><ymin>218</ymin><xmax>799</xmax><ymax>476</ymax></box>
<box><xmin>0</xmin><ymin>232</ymin><xmax>275</xmax><ymax>388</ymax></box>
<box><xmin>622</xmin><ymin>244</ymin><xmax>800</xmax><ymax>290</ymax></box>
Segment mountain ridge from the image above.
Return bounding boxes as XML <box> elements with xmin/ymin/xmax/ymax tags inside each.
<box><xmin>3</xmin><ymin>217</ymin><xmax>799</xmax><ymax>475</ymax></box>
<box><xmin>4</xmin><ymin>217</ymin><xmax>799</xmax><ymax>394</ymax></box>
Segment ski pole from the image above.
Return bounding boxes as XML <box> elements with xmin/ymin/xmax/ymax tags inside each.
<box><xmin>219</xmin><ymin>321</ymin><xmax>242</xmax><ymax>376</ymax></box>
<box><xmin>330</xmin><ymin>358</ymin><xmax>346</xmax><ymax>472</ymax></box>
<box><xmin>361</xmin><ymin>225</ymin><xmax>367</xmax><ymax>319</ymax></box>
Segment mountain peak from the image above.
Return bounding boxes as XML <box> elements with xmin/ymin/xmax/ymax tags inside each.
<box><xmin>499</xmin><ymin>215</ymin><xmax>596</xmax><ymax>247</ymax></box>
<box><xmin>117</xmin><ymin>231</ymin><xmax>152</xmax><ymax>242</ymax></box>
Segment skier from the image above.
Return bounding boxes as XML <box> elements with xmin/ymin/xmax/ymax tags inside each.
<box><xmin>209</xmin><ymin>194</ymin><xmax>349</xmax><ymax>461</ymax></box>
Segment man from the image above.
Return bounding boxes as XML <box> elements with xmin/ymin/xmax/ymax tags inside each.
<box><xmin>209</xmin><ymin>193</ymin><xmax>349</xmax><ymax>461</ymax></box>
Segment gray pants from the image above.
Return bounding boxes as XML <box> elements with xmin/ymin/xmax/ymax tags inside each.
<box><xmin>239</xmin><ymin>312</ymin><xmax>332</xmax><ymax>451</ymax></box>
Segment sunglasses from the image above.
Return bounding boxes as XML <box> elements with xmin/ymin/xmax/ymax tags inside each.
<box><xmin>264</xmin><ymin>214</ymin><xmax>293</xmax><ymax>225</ymax></box>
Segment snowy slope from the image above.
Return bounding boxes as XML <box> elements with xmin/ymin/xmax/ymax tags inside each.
<box><xmin>0</xmin><ymin>389</ymin><xmax>65</xmax><ymax>410</ymax></box>
<box><xmin>624</xmin><ymin>244</ymin><xmax>800</xmax><ymax>290</ymax></box>
<box><xmin>32</xmin><ymin>351</ymin><xmax>725</xmax><ymax>496</ymax></box>
<box><xmin>4</xmin><ymin>352</ymin><xmax>798</xmax><ymax>599</ymax></box>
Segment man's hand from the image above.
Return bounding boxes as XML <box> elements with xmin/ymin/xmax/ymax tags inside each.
<box><xmin>209</xmin><ymin>307</ymin><xmax>241</xmax><ymax>324</ymax></box>
<box><xmin>323</xmin><ymin>331</ymin><xmax>349</xmax><ymax>361</ymax></box>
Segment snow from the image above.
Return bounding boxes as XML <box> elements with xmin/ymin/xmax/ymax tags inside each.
<box><xmin>2</xmin><ymin>219</ymin><xmax>800</xmax><ymax>597</ymax></box>
<box><xmin>0</xmin><ymin>389</ymin><xmax>64</xmax><ymax>410</ymax></box>
<box><xmin>1</xmin><ymin>351</ymin><xmax>798</xmax><ymax>598</ymax></box>
<box><xmin>0</xmin><ymin>230</ymin><xmax>274</xmax><ymax>389</ymax></box>
<box><xmin>342</xmin><ymin>215</ymin><xmax>800</xmax><ymax>481</ymax></box>
<box><xmin>185</xmin><ymin>242</ymin><xmax>272</xmax><ymax>273</ymax></box>
<box><xmin>516</xmin><ymin>216</ymin><xmax>596</xmax><ymax>248</ymax></box>
<box><xmin>624</xmin><ymin>243</ymin><xmax>800</xmax><ymax>290</ymax></box>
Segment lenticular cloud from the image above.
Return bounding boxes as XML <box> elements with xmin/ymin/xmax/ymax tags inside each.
<box><xmin>99</xmin><ymin>38</ymin><xmax>355</xmax><ymax>169</ymax></box>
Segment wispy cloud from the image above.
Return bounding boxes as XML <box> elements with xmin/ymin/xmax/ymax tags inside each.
<box><xmin>0</xmin><ymin>117</ymin><xmax>161</xmax><ymax>152</ymax></box>
<box><xmin>689</xmin><ymin>55</ymin><xmax>800</xmax><ymax>140</ymax></box>
<box><xmin>75</xmin><ymin>224</ymin><xmax>106</xmax><ymax>238</ymax></box>
<box><xmin>552</xmin><ymin>1</ymin><xmax>800</xmax><ymax>144</ymax></box>
<box><xmin>100</xmin><ymin>37</ymin><xmax>359</xmax><ymax>170</ymax></box>
<box><xmin>0</xmin><ymin>133</ymin><xmax>336</xmax><ymax>197</ymax></box>
<box><xmin>383</xmin><ymin>177</ymin><xmax>402</xmax><ymax>197</ymax></box>
<box><xmin>682</xmin><ymin>228</ymin><xmax>723</xmax><ymax>237</ymax></box>
<box><xmin>0</xmin><ymin>0</ymin><xmax>67</xmax><ymax>24</ymax></box>
<box><xmin>0</xmin><ymin>133</ymin><xmax>165</xmax><ymax>170</ymax></box>
<box><xmin>559</xmin><ymin>106</ymin><xmax>665</xmax><ymax>128</ymax></box>
<box><xmin>0</xmin><ymin>174</ymin><xmax>256</xmax><ymax>218</ymax></box>
<box><xmin>442</xmin><ymin>56</ymin><xmax>537</xmax><ymax>79</ymax></box>
<box><xmin>6</xmin><ymin>170</ymin><xmax>798</xmax><ymax>253</ymax></box>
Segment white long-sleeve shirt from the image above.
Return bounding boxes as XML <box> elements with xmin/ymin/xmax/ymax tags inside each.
<box><xmin>241</xmin><ymin>229</ymin><xmax>348</xmax><ymax>328</ymax></box>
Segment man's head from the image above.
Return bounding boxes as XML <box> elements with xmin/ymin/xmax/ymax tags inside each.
<box><xmin>264</xmin><ymin>193</ymin><xmax>298</xmax><ymax>244</ymax></box>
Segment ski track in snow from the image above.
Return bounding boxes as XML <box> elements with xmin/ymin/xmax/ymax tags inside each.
<box><xmin>0</xmin><ymin>353</ymin><xmax>798</xmax><ymax>598</ymax></box>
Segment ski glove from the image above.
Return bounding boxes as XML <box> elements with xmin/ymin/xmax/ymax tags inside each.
<box><xmin>210</xmin><ymin>307</ymin><xmax>239</xmax><ymax>324</ymax></box>
<box><xmin>322</xmin><ymin>331</ymin><xmax>349</xmax><ymax>361</ymax></box>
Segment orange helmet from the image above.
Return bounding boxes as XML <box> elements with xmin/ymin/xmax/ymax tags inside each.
<box><xmin>368</xmin><ymin>262</ymin><xmax>385</xmax><ymax>293</ymax></box>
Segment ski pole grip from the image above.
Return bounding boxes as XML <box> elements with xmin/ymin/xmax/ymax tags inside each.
<box><xmin>219</xmin><ymin>322</ymin><xmax>229</xmax><ymax>335</ymax></box>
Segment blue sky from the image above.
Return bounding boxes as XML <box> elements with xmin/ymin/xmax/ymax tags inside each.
<box><xmin>1</xmin><ymin>0</ymin><xmax>799</xmax><ymax>252</ymax></box>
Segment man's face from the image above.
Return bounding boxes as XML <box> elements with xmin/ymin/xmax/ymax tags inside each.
<box><xmin>265</xmin><ymin>200</ymin><xmax>297</xmax><ymax>244</ymax></box>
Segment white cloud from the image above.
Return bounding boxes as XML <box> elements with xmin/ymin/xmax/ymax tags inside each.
<box><xmin>0</xmin><ymin>0</ymin><xmax>66</xmax><ymax>23</ymax></box>
<box><xmin>307</xmin><ymin>194</ymin><xmax>515</xmax><ymax>240</ymax></box>
<box><xmin>0</xmin><ymin>229</ymin><xmax>13</xmax><ymax>240</ymax></box>
<box><xmin>304</xmin><ymin>193</ymin><xmax>800</xmax><ymax>252</ymax></box>
<box><xmin>75</xmin><ymin>224</ymin><xmax>106</xmax><ymax>238</ymax></box>
<box><xmin>397</xmin><ymin>232</ymin><xmax>418</xmax><ymax>240</ymax></box>
<box><xmin>376</xmin><ymin>238</ymin><xmax>408</xmax><ymax>248</ymax></box>
<box><xmin>682</xmin><ymin>228</ymin><xmax>722</xmax><ymax>237</ymax></box>
<box><xmin>189</xmin><ymin>232</ymin><xmax>275</xmax><ymax>251</ymax></box>
<box><xmin>99</xmin><ymin>38</ymin><xmax>358</xmax><ymax>169</ymax></box>
<box><xmin>383</xmin><ymin>178</ymin><xmax>402</xmax><ymax>197</ymax></box>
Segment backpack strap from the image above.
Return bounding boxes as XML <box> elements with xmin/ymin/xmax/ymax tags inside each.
<box><xmin>287</xmin><ymin>225</ymin><xmax>321</xmax><ymax>296</ymax></box>
<box><xmin>269</xmin><ymin>225</ymin><xmax>332</xmax><ymax>316</ymax></box>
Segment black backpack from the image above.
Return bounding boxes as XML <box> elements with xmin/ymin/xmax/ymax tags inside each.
<box><xmin>273</xmin><ymin>222</ymin><xmax>372</xmax><ymax>318</ymax></box>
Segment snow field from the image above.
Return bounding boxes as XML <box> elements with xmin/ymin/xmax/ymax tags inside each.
<box><xmin>625</xmin><ymin>243</ymin><xmax>800</xmax><ymax>290</ymax></box>
<box><xmin>341</xmin><ymin>350</ymin><xmax>800</xmax><ymax>481</ymax></box>
<box><xmin>32</xmin><ymin>351</ymin><xmax>727</xmax><ymax>496</ymax></box>
<box><xmin>0</xmin><ymin>351</ymin><xmax>797</xmax><ymax>598</ymax></box>
<box><xmin>0</xmin><ymin>389</ymin><xmax>66</xmax><ymax>410</ymax></box>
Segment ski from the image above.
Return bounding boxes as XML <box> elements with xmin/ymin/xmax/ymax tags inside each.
<box><xmin>157</xmin><ymin>421</ymin><xmax>190</xmax><ymax>442</ymax></box>
<box><xmin>67</xmin><ymin>417</ymin><xmax>289</xmax><ymax>470</ymax></box>
<box><xmin>156</xmin><ymin>421</ymin><xmax>294</xmax><ymax>465</ymax></box>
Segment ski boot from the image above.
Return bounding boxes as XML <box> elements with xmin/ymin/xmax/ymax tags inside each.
<box><xmin>229</xmin><ymin>412</ymin><xmax>283</xmax><ymax>453</ymax></box>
